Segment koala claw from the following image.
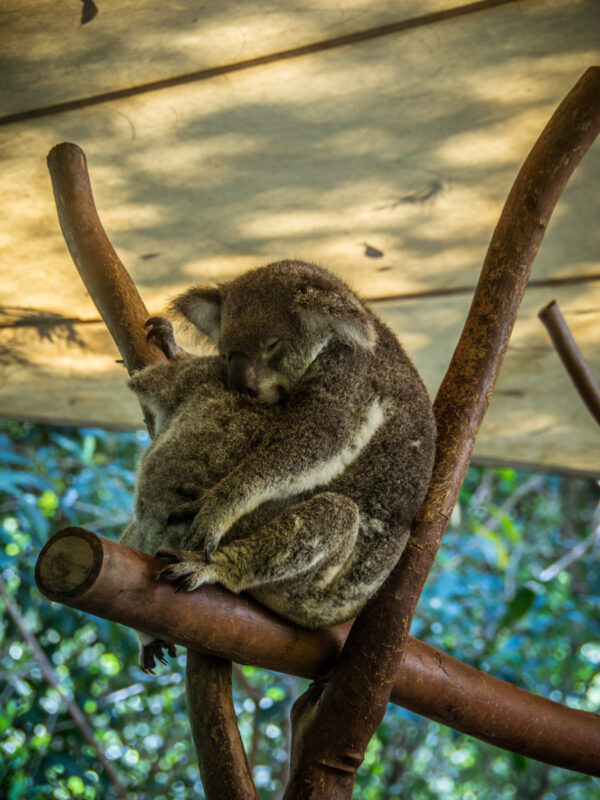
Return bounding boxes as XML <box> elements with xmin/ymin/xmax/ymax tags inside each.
<box><xmin>203</xmin><ymin>532</ymin><xmax>222</xmax><ymax>563</ymax></box>
<box><xmin>155</xmin><ymin>549</ymin><xmax>215</xmax><ymax>593</ymax></box>
<box><xmin>145</xmin><ymin>316</ymin><xmax>173</xmax><ymax>347</ymax></box>
<box><xmin>141</xmin><ymin>639</ymin><xmax>176</xmax><ymax>673</ymax></box>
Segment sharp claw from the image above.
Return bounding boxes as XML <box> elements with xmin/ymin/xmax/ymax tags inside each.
<box><xmin>204</xmin><ymin>546</ymin><xmax>211</xmax><ymax>564</ymax></box>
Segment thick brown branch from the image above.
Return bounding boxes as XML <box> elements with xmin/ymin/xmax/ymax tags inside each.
<box><xmin>47</xmin><ymin>143</ymin><xmax>164</xmax><ymax>376</ymax></box>
<box><xmin>46</xmin><ymin>142</ymin><xmax>255</xmax><ymax>799</ymax></box>
<box><xmin>539</xmin><ymin>299</ymin><xmax>600</xmax><ymax>425</ymax></box>
<box><xmin>186</xmin><ymin>652</ymin><xmax>258</xmax><ymax>800</ymax></box>
<box><xmin>284</xmin><ymin>67</ymin><xmax>600</xmax><ymax>799</ymax></box>
<box><xmin>34</xmin><ymin>529</ymin><xmax>600</xmax><ymax>777</ymax></box>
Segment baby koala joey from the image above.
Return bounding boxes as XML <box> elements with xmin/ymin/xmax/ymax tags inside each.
<box><xmin>120</xmin><ymin>260</ymin><xmax>435</xmax><ymax>671</ymax></box>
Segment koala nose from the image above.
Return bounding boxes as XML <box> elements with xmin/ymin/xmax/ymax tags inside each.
<box><xmin>227</xmin><ymin>352</ymin><xmax>258</xmax><ymax>397</ymax></box>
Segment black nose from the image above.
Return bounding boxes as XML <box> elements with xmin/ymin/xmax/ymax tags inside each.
<box><xmin>227</xmin><ymin>352</ymin><xmax>257</xmax><ymax>396</ymax></box>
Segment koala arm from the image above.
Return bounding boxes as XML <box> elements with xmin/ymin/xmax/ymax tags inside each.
<box><xmin>173</xmin><ymin>343</ymin><xmax>377</xmax><ymax>553</ymax></box>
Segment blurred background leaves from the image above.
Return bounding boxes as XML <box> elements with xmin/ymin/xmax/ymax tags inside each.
<box><xmin>0</xmin><ymin>421</ymin><xmax>599</xmax><ymax>799</ymax></box>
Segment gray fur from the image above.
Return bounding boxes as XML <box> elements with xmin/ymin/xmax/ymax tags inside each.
<box><xmin>120</xmin><ymin>260</ymin><xmax>436</xmax><ymax>670</ymax></box>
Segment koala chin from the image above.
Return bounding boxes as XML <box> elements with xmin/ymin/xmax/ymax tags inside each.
<box><xmin>119</xmin><ymin>260</ymin><xmax>436</xmax><ymax>672</ymax></box>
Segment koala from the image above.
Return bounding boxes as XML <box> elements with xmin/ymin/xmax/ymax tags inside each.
<box><xmin>119</xmin><ymin>260</ymin><xmax>436</xmax><ymax>671</ymax></box>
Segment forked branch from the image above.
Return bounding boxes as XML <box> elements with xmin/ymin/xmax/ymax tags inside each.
<box><xmin>283</xmin><ymin>66</ymin><xmax>600</xmax><ymax>800</ymax></box>
<box><xmin>44</xmin><ymin>65</ymin><xmax>600</xmax><ymax>800</ymax></box>
<box><xmin>46</xmin><ymin>142</ymin><xmax>258</xmax><ymax>800</ymax></box>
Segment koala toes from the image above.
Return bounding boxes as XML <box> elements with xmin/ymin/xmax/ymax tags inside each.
<box><xmin>155</xmin><ymin>548</ymin><xmax>215</xmax><ymax>592</ymax></box>
<box><xmin>145</xmin><ymin>317</ymin><xmax>176</xmax><ymax>356</ymax></box>
<box><xmin>140</xmin><ymin>639</ymin><xmax>177</xmax><ymax>673</ymax></box>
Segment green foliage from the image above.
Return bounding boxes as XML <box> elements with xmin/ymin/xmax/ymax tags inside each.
<box><xmin>1</xmin><ymin>422</ymin><xmax>599</xmax><ymax>798</ymax></box>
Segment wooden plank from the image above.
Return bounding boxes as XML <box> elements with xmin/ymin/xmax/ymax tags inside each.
<box><xmin>1</xmin><ymin>282</ymin><xmax>599</xmax><ymax>473</ymax></box>
<box><xmin>0</xmin><ymin>0</ymin><xmax>471</xmax><ymax>117</ymax></box>
<box><xmin>1</xmin><ymin>0</ymin><xmax>598</xmax><ymax>323</ymax></box>
<box><xmin>0</xmin><ymin>322</ymin><xmax>142</xmax><ymax>429</ymax></box>
<box><xmin>376</xmin><ymin>282</ymin><xmax>600</xmax><ymax>475</ymax></box>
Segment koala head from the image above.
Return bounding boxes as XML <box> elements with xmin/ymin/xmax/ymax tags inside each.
<box><xmin>170</xmin><ymin>260</ymin><xmax>376</xmax><ymax>405</ymax></box>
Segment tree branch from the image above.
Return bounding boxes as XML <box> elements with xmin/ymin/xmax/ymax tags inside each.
<box><xmin>538</xmin><ymin>500</ymin><xmax>600</xmax><ymax>582</ymax></box>
<box><xmin>283</xmin><ymin>66</ymin><xmax>600</xmax><ymax>799</ymax></box>
<box><xmin>539</xmin><ymin>299</ymin><xmax>600</xmax><ymax>425</ymax></box>
<box><xmin>46</xmin><ymin>143</ymin><xmax>164</xmax><ymax>377</ymax></box>
<box><xmin>34</xmin><ymin>528</ymin><xmax>600</xmax><ymax>777</ymax></box>
<box><xmin>46</xmin><ymin>142</ymin><xmax>256</xmax><ymax>800</ymax></box>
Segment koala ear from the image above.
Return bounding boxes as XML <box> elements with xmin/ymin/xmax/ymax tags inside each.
<box><xmin>293</xmin><ymin>277</ymin><xmax>377</xmax><ymax>351</ymax></box>
<box><xmin>168</xmin><ymin>286</ymin><xmax>222</xmax><ymax>343</ymax></box>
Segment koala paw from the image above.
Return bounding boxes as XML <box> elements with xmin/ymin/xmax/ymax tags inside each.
<box><xmin>155</xmin><ymin>547</ymin><xmax>216</xmax><ymax>592</ymax></box>
<box><xmin>166</xmin><ymin>503</ymin><xmax>224</xmax><ymax>560</ymax></box>
<box><xmin>140</xmin><ymin>638</ymin><xmax>177</xmax><ymax>673</ymax></box>
<box><xmin>145</xmin><ymin>317</ymin><xmax>188</xmax><ymax>360</ymax></box>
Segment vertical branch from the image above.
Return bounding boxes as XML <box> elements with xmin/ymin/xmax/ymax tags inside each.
<box><xmin>284</xmin><ymin>66</ymin><xmax>600</xmax><ymax>800</ymax></box>
<box><xmin>46</xmin><ymin>143</ymin><xmax>257</xmax><ymax>800</ymax></box>
<box><xmin>46</xmin><ymin>143</ymin><xmax>162</xmax><ymax>376</ymax></box>
<box><xmin>186</xmin><ymin>652</ymin><xmax>258</xmax><ymax>800</ymax></box>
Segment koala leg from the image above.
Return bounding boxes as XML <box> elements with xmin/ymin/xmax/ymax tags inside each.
<box><xmin>156</xmin><ymin>491</ymin><xmax>359</xmax><ymax>595</ymax></box>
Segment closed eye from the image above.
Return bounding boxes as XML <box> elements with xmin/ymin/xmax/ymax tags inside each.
<box><xmin>265</xmin><ymin>338</ymin><xmax>281</xmax><ymax>355</ymax></box>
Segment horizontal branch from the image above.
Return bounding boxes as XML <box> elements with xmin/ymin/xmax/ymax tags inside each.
<box><xmin>35</xmin><ymin>528</ymin><xmax>600</xmax><ymax>777</ymax></box>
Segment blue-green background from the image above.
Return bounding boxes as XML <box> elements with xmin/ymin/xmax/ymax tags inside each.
<box><xmin>1</xmin><ymin>421</ymin><xmax>599</xmax><ymax>799</ymax></box>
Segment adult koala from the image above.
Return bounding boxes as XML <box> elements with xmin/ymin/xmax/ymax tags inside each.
<box><xmin>120</xmin><ymin>260</ymin><xmax>435</xmax><ymax>670</ymax></box>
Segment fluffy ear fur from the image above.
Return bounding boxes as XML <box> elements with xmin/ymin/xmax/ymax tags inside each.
<box><xmin>169</xmin><ymin>286</ymin><xmax>222</xmax><ymax>344</ymax></box>
<box><xmin>292</xmin><ymin>276</ymin><xmax>377</xmax><ymax>351</ymax></box>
